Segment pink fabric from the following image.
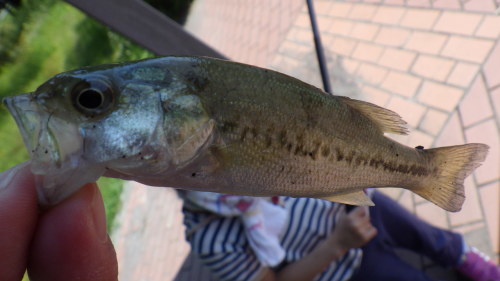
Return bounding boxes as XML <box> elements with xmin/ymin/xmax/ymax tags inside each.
<box><xmin>457</xmin><ymin>247</ymin><xmax>500</xmax><ymax>281</ymax></box>
<box><xmin>185</xmin><ymin>191</ymin><xmax>287</xmax><ymax>266</ymax></box>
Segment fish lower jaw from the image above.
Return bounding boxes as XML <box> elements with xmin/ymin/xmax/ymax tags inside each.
<box><xmin>33</xmin><ymin>158</ymin><xmax>106</xmax><ymax>206</ymax></box>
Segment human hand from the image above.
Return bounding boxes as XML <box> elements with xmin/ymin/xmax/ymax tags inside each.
<box><xmin>0</xmin><ymin>162</ymin><xmax>118</xmax><ymax>281</ymax></box>
<box><xmin>327</xmin><ymin>206</ymin><xmax>377</xmax><ymax>258</ymax></box>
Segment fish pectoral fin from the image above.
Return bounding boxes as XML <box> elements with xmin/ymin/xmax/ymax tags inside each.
<box><xmin>318</xmin><ymin>191</ymin><xmax>374</xmax><ymax>206</ymax></box>
<box><xmin>338</xmin><ymin>96</ymin><xmax>408</xmax><ymax>135</ymax></box>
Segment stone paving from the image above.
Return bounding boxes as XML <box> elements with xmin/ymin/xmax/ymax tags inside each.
<box><xmin>111</xmin><ymin>0</ymin><xmax>499</xmax><ymax>280</ymax></box>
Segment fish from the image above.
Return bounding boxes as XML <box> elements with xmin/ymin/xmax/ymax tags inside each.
<box><xmin>3</xmin><ymin>56</ymin><xmax>489</xmax><ymax>211</ymax></box>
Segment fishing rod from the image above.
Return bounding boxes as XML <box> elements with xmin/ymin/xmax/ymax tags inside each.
<box><xmin>306</xmin><ymin>0</ymin><xmax>332</xmax><ymax>94</ymax></box>
<box><xmin>307</xmin><ymin>0</ymin><xmax>361</xmax><ymax>212</ymax></box>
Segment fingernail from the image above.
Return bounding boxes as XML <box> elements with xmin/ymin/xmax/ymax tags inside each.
<box><xmin>89</xmin><ymin>183</ymin><xmax>108</xmax><ymax>243</ymax></box>
<box><xmin>0</xmin><ymin>162</ymin><xmax>29</xmax><ymax>192</ymax></box>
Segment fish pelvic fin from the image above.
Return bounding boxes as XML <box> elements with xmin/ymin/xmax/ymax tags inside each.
<box><xmin>338</xmin><ymin>97</ymin><xmax>409</xmax><ymax>135</ymax></box>
<box><xmin>318</xmin><ymin>191</ymin><xmax>375</xmax><ymax>206</ymax></box>
<box><xmin>413</xmin><ymin>143</ymin><xmax>489</xmax><ymax>212</ymax></box>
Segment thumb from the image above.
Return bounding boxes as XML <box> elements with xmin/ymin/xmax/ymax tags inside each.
<box><xmin>28</xmin><ymin>183</ymin><xmax>118</xmax><ymax>281</ymax></box>
<box><xmin>0</xmin><ymin>162</ymin><xmax>37</xmax><ymax>281</ymax></box>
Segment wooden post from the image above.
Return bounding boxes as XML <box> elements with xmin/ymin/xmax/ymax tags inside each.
<box><xmin>64</xmin><ymin>0</ymin><xmax>226</xmax><ymax>59</ymax></box>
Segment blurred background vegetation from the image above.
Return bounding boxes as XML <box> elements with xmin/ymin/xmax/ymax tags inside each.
<box><xmin>0</xmin><ymin>0</ymin><xmax>192</xmax><ymax>235</ymax></box>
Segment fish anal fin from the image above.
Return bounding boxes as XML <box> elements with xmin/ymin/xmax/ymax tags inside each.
<box><xmin>318</xmin><ymin>191</ymin><xmax>374</xmax><ymax>206</ymax></box>
<box><xmin>339</xmin><ymin>96</ymin><xmax>409</xmax><ymax>135</ymax></box>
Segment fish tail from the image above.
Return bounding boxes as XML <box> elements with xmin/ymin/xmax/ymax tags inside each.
<box><xmin>412</xmin><ymin>143</ymin><xmax>489</xmax><ymax>212</ymax></box>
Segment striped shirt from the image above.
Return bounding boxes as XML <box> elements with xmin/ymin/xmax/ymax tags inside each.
<box><xmin>182</xmin><ymin>197</ymin><xmax>363</xmax><ymax>281</ymax></box>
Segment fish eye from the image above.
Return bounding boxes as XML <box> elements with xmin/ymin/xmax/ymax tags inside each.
<box><xmin>77</xmin><ymin>89</ymin><xmax>104</xmax><ymax>109</ymax></box>
<box><xmin>71</xmin><ymin>78</ymin><xmax>114</xmax><ymax>117</ymax></box>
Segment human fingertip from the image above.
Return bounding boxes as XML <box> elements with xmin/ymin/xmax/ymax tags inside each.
<box><xmin>0</xmin><ymin>161</ymin><xmax>37</xmax><ymax>281</ymax></box>
<box><xmin>28</xmin><ymin>182</ymin><xmax>118</xmax><ymax>281</ymax></box>
<box><xmin>88</xmin><ymin>183</ymin><xmax>108</xmax><ymax>243</ymax></box>
<box><xmin>0</xmin><ymin>161</ymin><xmax>30</xmax><ymax>193</ymax></box>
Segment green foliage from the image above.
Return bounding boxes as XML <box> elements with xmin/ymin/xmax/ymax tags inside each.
<box><xmin>0</xmin><ymin>14</ymin><xmax>21</xmax><ymax>64</ymax></box>
<box><xmin>0</xmin><ymin>0</ymin><xmax>84</xmax><ymax>97</ymax></box>
<box><xmin>0</xmin><ymin>45</ymin><xmax>51</xmax><ymax>97</ymax></box>
<box><xmin>0</xmin><ymin>113</ymin><xmax>28</xmax><ymax>172</ymax></box>
<box><xmin>97</xmin><ymin>177</ymin><xmax>124</xmax><ymax>232</ymax></box>
<box><xmin>65</xmin><ymin>18</ymin><xmax>114</xmax><ymax>69</ymax></box>
<box><xmin>0</xmin><ymin>0</ymin><xmax>152</xmax><ymax>231</ymax></box>
<box><xmin>0</xmin><ymin>0</ymin><xmax>55</xmax><ymax>65</ymax></box>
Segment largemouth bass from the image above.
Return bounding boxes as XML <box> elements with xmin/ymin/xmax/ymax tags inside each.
<box><xmin>3</xmin><ymin>57</ymin><xmax>488</xmax><ymax>211</ymax></box>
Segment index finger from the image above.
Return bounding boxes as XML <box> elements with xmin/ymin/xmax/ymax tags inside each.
<box><xmin>0</xmin><ymin>162</ymin><xmax>38</xmax><ymax>281</ymax></box>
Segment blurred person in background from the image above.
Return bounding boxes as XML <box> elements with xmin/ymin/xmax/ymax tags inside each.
<box><xmin>180</xmin><ymin>189</ymin><xmax>499</xmax><ymax>281</ymax></box>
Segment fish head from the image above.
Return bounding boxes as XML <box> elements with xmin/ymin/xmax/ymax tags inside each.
<box><xmin>3</xmin><ymin>59</ymin><xmax>214</xmax><ymax>205</ymax></box>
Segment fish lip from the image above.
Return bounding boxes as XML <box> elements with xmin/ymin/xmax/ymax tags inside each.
<box><xmin>3</xmin><ymin>94</ymin><xmax>58</xmax><ymax>169</ymax></box>
<box><xmin>3</xmin><ymin>94</ymin><xmax>39</xmax><ymax>155</ymax></box>
<box><xmin>4</xmin><ymin>94</ymin><xmax>105</xmax><ymax>206</ymax></box>
<box><xmin>4</xmin><ymin>95</ymin><xmax>24</xmax><ymax>135</ymax></box>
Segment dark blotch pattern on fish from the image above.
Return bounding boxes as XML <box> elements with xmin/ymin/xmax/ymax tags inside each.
<box><xmin>367</xmin><ymin>157</ymin><xmax>428</xmax><ymax>176</ymax></box>
<box><xmin>354</xmin><ymin>156</ymin><xmax>367</xmax><ymax>167</ymax></box>
<box><xmin>299</xmin><ymin>91</ymin><xmax>320</xmax><ymax>127</ymax></box>
<box><xmin>309</xmin><ymin>141</ymin><xmax>322</xmax><ymax>160</ymax></box>
<box><xmin>240</xmin><ymin>126</ymin><xmax>250</xmax><ymax>141</ymax></box>
<box><xmin>185</xmin><ymin>70</ymin><xmax>209</xmax><ymax>91</ymax></box>
<box><xmin>220</xmin><ymin>121</ymin><xmax>239</xmax><ymax>133</ymax></box>
<box><xmin>336</xmin><ymin>148</ymin><xmax>344</xmax><ymax>161</ymax></box>
<box><xmin>265</xmin><ymin>134</ymin><xmax>273</xmax><ymax>148</ymax></box>
<box><xmin>292</xmin><ymin>134</ymin><xmax>306</xmax><ymax>156</ymax></box>
<box><xmin>345</xmin><ymin>151</ymin><xmax>355</xmax><ymax>164</ymax></box>
<box><xmin>251</xmin><ymin>127</ymin><xmax>258</xmax><ymax>138</ymax></box>
<box><xmin>287</xmin><ymin>134</ymin><xmax>320</xmax><ymax>160</ymax></box>
<box><xmin>321</xmin><ymin>145</ymin><xmax>330</xmax><ymax>157</ymax></box>
<box><xmin>294</xmin><ymin>144</ymin><xmax>307</xmax><ymax>157</ymax></box>
<box><xmin>279</xmin><ymin>130</ymin><xmax>288</xmax><ymax>146</ymax></box>
<box><xmin>323</xmin><ymin>145</ymin><xmax>429</xmax><ymax>176</ymax></box>
<box><xmin>222</xmin><ymin>123</ymin><xmax>427</xmax><ymax>176</ymax></box>
<box><xmin>264</xmin><ymin>126</ymin><xmax>274</xmax><ymax>148</ymax></box>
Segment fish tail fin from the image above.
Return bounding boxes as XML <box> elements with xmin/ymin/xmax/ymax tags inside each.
<box><xmin>412</xmin><ymin>143</ymin><xmax>489</xmax><ymax>212</ymax></box>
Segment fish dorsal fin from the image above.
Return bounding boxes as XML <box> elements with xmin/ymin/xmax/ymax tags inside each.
<box><xmin>339</xmin><ymin>96</ymin><xmax>409</xmax><ymax>135</ymax></box>
<box><xmin>318</xmin><ymin>191</ymin><xmax>375</xmax><ymax>206</ymax></box>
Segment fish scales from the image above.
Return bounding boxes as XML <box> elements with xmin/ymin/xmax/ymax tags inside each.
<box><xmin>190</xmin><ymin>59</ymin><xmax>425</xmax><ymax>196</ymax></box>
<box><xmin>3</xmin><ymin>56</ymin><xmax>489</xmax><ymax>211</ymax></box>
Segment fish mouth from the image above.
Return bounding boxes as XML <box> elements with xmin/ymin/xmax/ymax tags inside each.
<box><xmin>3</xmin><ymin>94</ymin><xmax>105</xmax><ymax>206</ymax></box>
<box><xmin>3</xmin><ymin>94</ymin><xmax>42</xmax><ymax>157</ymax></box>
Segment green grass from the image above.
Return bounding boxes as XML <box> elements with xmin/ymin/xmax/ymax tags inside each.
<box><xmin>97</xmin><ymin>177</ymin><xmax>125</xmax><ymax>232</ymax></box>
<box><xmin>0</xmin><ymin>0</ymin><xmax>153</xmax><ymax>231</ymax></box>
